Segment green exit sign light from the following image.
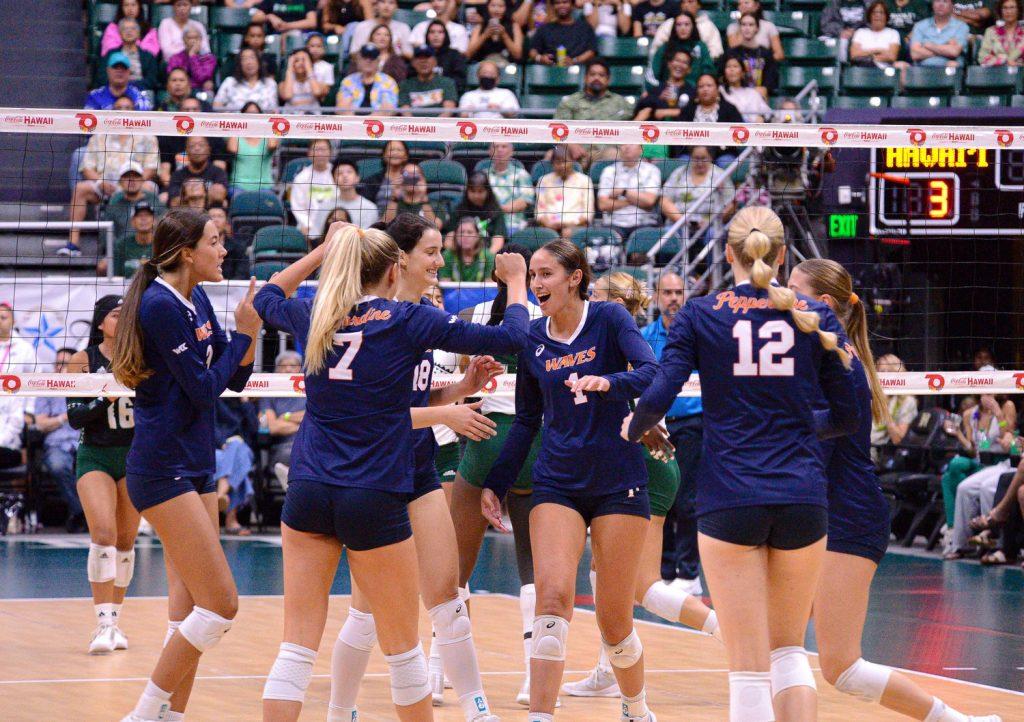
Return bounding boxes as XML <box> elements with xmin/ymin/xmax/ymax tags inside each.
<box><xmin>829</xmin><ymin>214</ymin><xmax>858</xmax><ymax>239</ymax></box>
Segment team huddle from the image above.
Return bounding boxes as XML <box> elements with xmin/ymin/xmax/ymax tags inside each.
<box><xmin>66</xmin><ymin>203</ymin><xmax>1002</xmax><ymax>722</ymax></box>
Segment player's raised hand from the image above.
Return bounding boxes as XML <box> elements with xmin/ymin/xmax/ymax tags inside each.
<box><xmin>494</xmin><ymin>251</ymin><xmax>527</xmax><ymax>284</ymax></box>
<box><xmin>462</xmin><ymin>355</ymin><xmax>504</xmax><ymax>395</ymax></box>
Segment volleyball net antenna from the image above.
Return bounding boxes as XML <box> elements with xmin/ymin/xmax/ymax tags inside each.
<box><xmin>0</xmin><ymin>108</ymin><xmax>1023</xmax><ymax>398</ymax></box>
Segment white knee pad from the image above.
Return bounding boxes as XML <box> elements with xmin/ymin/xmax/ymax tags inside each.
<box><xmin>531</xmin><ymin>615</ymin><xmax>569</xmax><ymax>662</ymax></box>
<box><xmin>164</xmin><ymin>619</ymin><xmax>182</xmax><ymax>648</ymax></box>
<box><xmin>262</xmin><ymin>642</ymin><xmax>317</xmax><ymax>702</ymax></box>
<box><xmin>178</xmin><ymin>605</ymin><xmax>233</xmax><ymax>653</ymax></box>
<box><xmin>429</xmin><ymin>597</ymin><xmax>473</xmax><ymax>646</ymax></box>
<box><xmin>641</xmin><ymin>582</ymin><xmax>687</xmax><ymax>623</ymax></box>
<box><xmin>458</xmin><ymin>585</ymin><xmax>471</xmax><ymax>603</ymax></box>
<box><xmin>729</xmin><ymin>671</ymin><xmax>774</xmax><ymax>722</ymax></box>
<box><xmin>87</xmin><ymin>543</ymin><xmax>116</xmax><ymax>584</ymax></box>
<box><xmin>770</xmin><ymin>646</ymin><xmax>816</xmax><ymax>695</ymax></box>
<box><xmin>385</xmin><ymin>643</ymin><xmax>431</xmax><ymax>706</ymax></box>
<box><xmin>338</xmin><ymin>608</ymin><xmax>377</xmax><ymax>653</ymax></box>
<box><xmin>115</xmin><ymin>549</ymin><xmax>135</xmax><ymax>588</ymax></box>
<box><xmin>834</xmin><ymin>657</ymin><xmax>892</xmax><ymax>704</ymax></box>
<box><xmin>603</xmin><ymin>628</ymin><xmax>643</xmax><ymax>669</ymax></box>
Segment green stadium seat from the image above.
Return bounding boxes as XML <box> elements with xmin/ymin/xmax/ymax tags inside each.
<box><xmin>509</xmin><ymin>227</ymin><xmax>560</xmax><ymax>251</ymax></box>
<box><xmin>650</xmin><ymin>157</ymin><xmax>687</xmax><ymax>183</ymax></box>
<box><xmin>211</xmin><ymin>6</ymin><xmax>254</xmax><ymax>33</ymax></box>
<box><xmin>841</xmin><ymin>66</ymin><xmax>899</xmax><ymax>96</ymax></box>
<box><xmin>406</xmin><ymin>141</ymin><xmax>448</xmax><ymax>160</ymax></box>
<box><xmin>253</xmin><ymin>261</ymin><xmax>288</xmax><ymax>281</ymax></box>
<box><xmin>891</xmin><ymin>95</ymin><xmax>947</xmax><ymax>109</ymax></box>
<box><xmin>570</xmin><ymin>226</ymin><xmax>623</xmax><ymax>249</ymax></box>
<box><xmin>781</xmin><ymin>0</ymin><xmax>827</xmax><ymax>9</ymax></box>
<box><xmin>91</xmin><ymin>3</ymin><xmax>118</xmax><ymax>28</ymax></box>
<box><xmin>609</xmin><ymin>266</ymin><xmax>650</xmax><ymax>280</ymax></box>
<box><xmin>522</xmin><ymin>94</ymin><xmax>563</xmax><ymax>111</ymax></box>
<box><xmin>394</xmin><ymin>9</ymin><xmax>428</xmax><ymax>26</ymax></box>
<box><xmin>965</xmin><ymin>65</ymin><xmax>1022</xmax><ymax>95</ymax></box>
<box><xmin>950</xmin><ymin>94</ymin><xmax>1005</xmax><ymax>108</ymax></box>
<box><xmin>467</xmin><ymin>62</ymin><xmax>521</xmax><ymax>92</ymax></box>
<box><xmin>323</xmin><ymin>34</ymin><xmax>343</xmax><ymax>62</ymax></box>
<box><xmin>356</xmin><ymin>157</ymin><xmax>383</xmax><ymax>181</ymax></box>
<box><xmin>700</xmin><ymin>0</ymin><xmax>723</xmax><ymax>9</ymax></box>
<box><xmin>529</xmin><ymin>159</ymin><xmax>583</xmax><ymax>185</ymax></box>
<box><xmin>598</xmin><ymin>36</ymin><xmax>651</xmax><ymax>66</ymax></box>
<box><xmin>230</xmin><ymin>190</ymin><xmax>285</xmax><ymax>219</ymax></box>
<box><xmin>833</xmin><ymin>95</ymin><xmax>889</xmax><ymax>109</ymax></box>
<box><xmin>1010</xmin><ymin>94</ymin><xmax>1024</xmax><ymax>107</ymax></box>
<box><xmin>421</xmin><ymin>159</ymin><xmax>467</xmax><ymax>193</ymax></box>
<box><xmin>706</xmin><ymin>10</ymin><xmax>732</xmax><ymax>32</ymax></box>
<box><xmin>589</xmin><ymin>159</ymin><xmax>615</xmax><ymax>185</ymax></box>
<box><xmin>251</xmin><ymin>226</ymin><xmax>308</xmax><ymax>263</ymax></box>
<box><xmin>151</xmin><ymin>3</ymin><xmax>208</xmax><ymax>27</ymax></box>
<box><xmin>780</xmin><ymin>37</ymin><xmax>837</xmax><ymax>66</ymax></box>
<box><xmin>778</xmin><ymin>66</ymin><xmax>836</xmax><ymax>95</ymax></box>
<box><xmin>764</xmin><ymin>10</ymin><xmax>811</xmax><ymax>37</ymax></box>
<box><xmin>280</xmin><ymin>158</ymin><xmax>312</xmax><ymax>186</ymax></box>
<box><xmin>901</xmin><ymin>65</ymin><xmax>959</xmax><ymax>96</ymax></box>
<box><xmin>626</xmin><ymin>228</ymin><xmax>679</xmax><ymax>264</ymax></box>
<box><xmin>525</xmin><ymin>64</ymin><xmax>584</xmax><ymax>95</ymax></box>
<box><xmin>608</xmin><ymin>66</ymin><xmax>646</xmax><ymax>96</ymax></box>
<box><xmin>215</xmin><ymin>33</ymin><xmax>243</xmax><ymax>66</ymax></box>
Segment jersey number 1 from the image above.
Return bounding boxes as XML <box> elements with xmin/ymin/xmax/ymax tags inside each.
<box><xmin>733</xmin><ymin>320</ymin><xmax>794</xmax><ymax>376</ymax></box>
<box><xmin>566</xmin><ymin>372</ymin><xmax>588</xmax><ymax>405</ymax></box>
<box><xmin>329</xmin><ymin>331</ymin><xmax>363</xmax><ymax>381</ymax></box>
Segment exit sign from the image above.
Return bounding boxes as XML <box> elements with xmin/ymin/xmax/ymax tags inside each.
<box><xmin>829</xmin><ymin>214</ymin><xmax>858</xmax><ymax>238</ymax></box>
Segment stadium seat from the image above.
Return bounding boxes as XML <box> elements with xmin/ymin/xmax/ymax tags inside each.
<box><xmin>598</xmin><ymin>36</ymin><xmax>650</xmax><ymax>66</ymax></box>
<box><xmin>764</xmin><ymin>10</ymin><xmax>811</xmax><ymax>37</ymax></box>
<box><xmin>280</xmin><ymin>158</ymin><xmax>312</xmax><ymax>187</ymax></box>
<box><xmin>529</xmin><ymin>159</ymin><xmax>582</xmax><ymax>185</ymax></box>
<box><xmin>833</xmin><ymin>95</ymin><xmax>889</xmax><ymax>109</ymax></box>
<box><xmin>251</xmin><ymin>226</ymin><xmax>308</xmax><ymax>263</ymax></box>
<box><xmin>215</xmin><ymin>33</ymin><xmax>244</xmax><ymax>67</ymax></box>
<box><xmin>950</xmin><ymin>94</ymin><xmax>1004</xmax><ymax>108</ymax></box>
<box><xmin>394</xmin><ymin>9</ymin><xmax>428</xmax><ymax>26</ymax></box>
<box><xmin>651</xmin><ymin>158</ymin><xmax>686</xmax><ymax>183</ymax></box>
<box><xmin>337</xmin><ymin>139</ymin><xmax>387</xmax><ymax>162</ymax></box>
<box><xmin>473</xmin><ymin>158</ymin><xmax>527</xmax><ymax>174</ymax></box>
<box><xmin>91</xmin><ymin>2</ymin><xmax>118</xmax><ymax>28</ymax></box>
<box><xmin>211</xmin><ymin>6</ymin><xmax>253</xmax><ymax>33</ymax></box>
<box><xmin>706</xmin><ymin>10</ymin><xmax>732</xmax><ymax>32</ymax></box>
<box><xmin>965</xmin><ymin>65</ymin><xmax>1021</xmax><ymax>95</ymax></box>
<box><xmin>151</xmin><ymin>3</ymin><xmax>208</xmax><ymax>27</ymax></box>
<box><xmin>421</xmin><ymin>159</ymin><xmax>467</xmax><ymax>194</ymax></box>
<box><xmin>1011</xmin><ymin>94</ymin><xmax>1024</xmax><ymax>107</ymax></box>
<box><xmin>778</xmin><ymin>66</ymin><xmax>836</xmax><ymax>95</ymax></box>
<box><xmin>891</xmin><ymin>95</ymin><xmax>947</xmax><ymax>109</ymax></box>
<box><xmin>356</xmin><ymin>157</ymin><xmax>383</xmax><ymax>181</ymax></box>
<box><xmin>522</xmin><ymin>94</ymin><xmax>563</xmax><ymax>111</ymax></box>
<box><xmin>608</xmin><ymin>66</ymin><xmax>646</xmax><ymax>96</ymax></box>
<box><xmin>570</xmin><ymin>226</ymin><xmax>623</xmax><ymax>250</ymax></box>
<box><xmin>625</xmin><ymin>228</ymin><xmax>680</xmax><ymax>265</ymax></box>
<box><xmin>609</xmin><ymin>266</ymin><xmax>649</xmax><ymax>281</ymax></box>
<box><xmin>901</xmin><ymin>66</ymin><xmax>959</xmax><ymax>96</ymax></box>
<box><xmin>780</xmin><ymin>38</ymin><xmax>837</xmax><ymax>66</ymax></box>
<box><xmin>841</xmin><ymin>66</ymin><xmax>899</xmax><ymax>96</ymax></box>
<box><xmin>450</xmin><ymin>142</ymin><xmax>491</xmax><ymax>174</ymax></box>
<box><xmin>406</xmin><ymin>141</ymin><xmax>448</xmax><ymax>161</ymax></box>
<box><xmin>230</xmin><ymin>191</ymin><xmax>285</xmax><ymax>248</ymax></box>
<box><xmin>253</xmin><ymin>260</ymin><xmax>289</xmax><ymax>281</ymax></box>
<box><xmin>589</xmin><ymin>159</ymin><xmax>615</xmax><ymax>186</ymax></box>
<box><xmin>467</xmin><ymin>63</ymin><xmax>521</xmax><ymax>91</ymax></box>
<box><xmin>525</xmin><ymin>64</ymin><xmax>584</xmax><ymax>96</ymax></box>
<box><xmin>781</xmin><ymin>0</ymin><xmax>827</xmax><ymax>9</ymax></box>
<box><xmin>509</xmin><ymin>227</ymin><xmax>559</xmax><ymax>250</ymax></box>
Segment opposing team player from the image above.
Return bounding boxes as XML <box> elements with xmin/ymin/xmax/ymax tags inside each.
<box><xmin>481</xmin><ymin>241</ymin><xmax>659</xmax><ymax>722</ymax></box>
<box><xmin>253</xmin><ymin>222</ymin><xmax>529</xmax><ymax>722</ymax></box>
<box><xmin>788</xmin><ymin>259</ymin><xmax>1002</xmax><ymax>722</ymax></box>
<box><xmin>564</xmin><ymin>272</ymin><xmax>720</xmax><ymax>699</ymax></box>
<box><xmin>67</xmin><ymin>295</ymin><xmax>139</xmax><ymax>654</ymax></box>
<box><xmin>624</xmin><ymin>206</ymin><xmax>859</xmax><ymax>722</ymax></box>
<box><xmin>113</xmin><ymin>208</ymin><xmax>260</xmax><ymax>722</ymax></box>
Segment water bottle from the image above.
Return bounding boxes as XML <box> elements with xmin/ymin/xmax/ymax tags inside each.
<box><xmin>556</xmin><ymin>45</ymin><xmax>568</xmax><ymax>66</ymax></box>
<box><xmin>259</xmin><ymin>411</ymin><xmax>269</xmax><ymax>435</ymax></box>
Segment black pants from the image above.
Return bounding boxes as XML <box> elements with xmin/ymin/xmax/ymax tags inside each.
<box><xmin>996</xmin><ymin>471</ymin><xmax>1023</xmax><ymax>561</ymax></box>
<box><xmin>662</xmin><ymin>415</ymin><xmax>703</xmax><ymax>581</ymax></box>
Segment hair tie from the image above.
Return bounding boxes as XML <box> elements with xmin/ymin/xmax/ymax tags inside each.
<box><xmin>848</xmin><ymin>292</ymin><xmax>859</xmax><ymax>305</ymax></box>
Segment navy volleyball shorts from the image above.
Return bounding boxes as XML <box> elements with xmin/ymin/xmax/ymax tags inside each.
<box><xmin>827</xmin><ymin>493</ymin><xmax>890</xmax><ymax>564</ymax></box>
<box><xmin>127</xmin><ymin>474</ymin><xmax>217</xmax><ymax>512</ymax></box>
<box><xmin>698</xmin><ymin>504</ymin><xmax>828</xmax><ymax>550</ymax></box>
<box><xmin>409</xmin><ymin>468</ymin><xmax>442</xmax><ymax>503</ymax></box>
<box><xmin>282</xmin><ymin>479</ymin><xmax>412</xmax><ymax>551</ymax></box>
<box><xmin>532</xmin><ymin>485</ymin><xmax>651</xmax><ymax>526</ymax></box>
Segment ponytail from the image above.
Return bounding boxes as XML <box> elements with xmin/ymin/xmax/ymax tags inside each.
<box><xmin>600</xmin><ymin>271</ymin><xmax>652</xmax><ymax>318</ymax></box>
<box><xmin>847</xmin><ymin>298</ymin><xmax>891</xmax><ymax>425</ymax></box>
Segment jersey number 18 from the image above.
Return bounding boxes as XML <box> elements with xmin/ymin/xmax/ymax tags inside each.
<box><xmin>732</xmin><ymin>320</ymin><xmax>794</xmax><ymax>377</ymax></box>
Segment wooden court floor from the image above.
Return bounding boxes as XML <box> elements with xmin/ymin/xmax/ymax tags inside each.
<box><xmin>1</xmin><ymin>594</ymin><xmax>1020</xmax><ymax>721</ymax></box>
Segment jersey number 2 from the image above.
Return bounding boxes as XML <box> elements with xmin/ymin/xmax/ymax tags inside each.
<box><xmin>733</xmin><ymin>320</ymin><xmax>794</xmax><ymax>376</ymax></box>
<box><xmin>329</xmin><ymin>331</ymin><xmax>363</xmax><ymax>381</ymax></box>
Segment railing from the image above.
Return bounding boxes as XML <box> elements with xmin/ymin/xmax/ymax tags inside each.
<box><xmin>0</xmin><ymin>221</ymin><xmax>113</xmax><ymax>275</ymax></box>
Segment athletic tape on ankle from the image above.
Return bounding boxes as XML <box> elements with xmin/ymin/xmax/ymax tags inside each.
<box><xmin>87</xmin><ymin>543</ymin><xmax>116</xmax><ymax>584</ymax></box>
<box><xmin>262</xmin><ymin>642</ymin><xmax>317</xmax><ymax>702</ymax></box>
<box><xmin>835</xmin><ymin>657</ymin><xmax>891</xmax><ymax>704</ymax></box>
<box><xmin>641</xmin><ymin>581</ymin><xmax>687</xmax><ymax>622</ymax></box>
<box><xmin>338</xmin><ymin>608</ymin><xmax>377</xmax><ymax>652</ymax></box>
<box><xmin>178</xmin><ymin>606</ymin><xmax>233</xmax><ymax>653</ymax></box>
<box><xmin>115</xmin><ymin>548</ymin><xmax>135</xmax><ymax>588</ymax></box>
<box><xmin>385</xmin><ymin>643</ymin><xmax>431</xmax><ymax>706</ymax></box>
<box><xmin>428</xmin><ymin>597</ymin><xmax>473</xmax><ymax>646</ymax></box>
<box><xmin>603</xmin><ymin>628</ymin><xmax>643</xmax><ymax>669</ymax></box>
<box><xmin>770</xmin><ymin>646</ymin><xmax>816</xmax><ymax>694</ymax></box>
<box><xmin>532</xmin><ymin>615</ymin><xmax>569</xmax><ymax>662</ymax></box>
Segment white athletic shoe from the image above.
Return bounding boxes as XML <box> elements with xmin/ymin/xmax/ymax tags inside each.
<box><xmin>89</xmin><ymin>624</ymin><xmax>117</xmax><ymax>654</ymax></box>
<box><xmin>429</xmin><ymin>654</ymin><xmax>445</xmax><ymax>705</ymax></box>
<box><xmin>968</xmin><ymin>716</ymin><xmax>1002</xmax><ymax>721</ymax></box>
<box><xmin>471</xmin><ymin>715</ymin><xmax>500</xmax><ymax>722</ymax></box>
<box><xmin>669</xmin><ymin>577</ymin><xmax>703</xmax><ymax>596</ymax></box>
<box><xmin>136</xmin><ymin>518</ymin><xmax>154</xmax><ymax>537</ymax></box>
<box><xmin>112</xmin><ymin>625</ymin><xmax>128</xmax><ymax>650</ymax></box>
<box><xmin>622</xmin><ymin>711</ymin><xmax>657</xmax><ymax>722</ymax></box>
<box><xmin>445</xmin><ymin>674</ymin><xmax>453</xmax><ymax>689</ymax></box>
<box><xmin>517</xmin><ymin>677</ymin><xmax>561</xmax><ymax>707</ymax></box>
<box><xmin>561</xmin><ymin>666</ymin><xmax>620</xmax><ymax>698</ymax></box>
<box><xmin>273</xmin><ymin>463</ymin><xmax>290</xmax><ymax>491</ymax></box>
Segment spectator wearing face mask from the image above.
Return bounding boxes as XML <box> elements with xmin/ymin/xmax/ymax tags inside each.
<box><xmin>458</xmin><ymin>61</ymin><xmax>520</xmax><ymax>118</ymax></box>
<box><xmin>383</xmin><ymin>163</ymin><xmax>439</xmax><ymax>225</ymax></box>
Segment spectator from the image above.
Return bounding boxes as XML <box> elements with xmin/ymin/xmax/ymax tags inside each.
<box><xmin>167</xmin><ymin>136</ymin><xmax>229</xmax><ymax>209</ymax></box>
<box><xmin>374</xmin><ymin>139</ymin><xmax>410</xmax><ymax>210</ymax></box>
<box><xmin>318</xmin><ymin>207</ymin><xmax>353</xmax><ymax>242</ymax></box>
<box><xmin>63</xmin><ymin>97</ymin><xmax>159</xmax><ymax>257</ymax></box>
<box><xmin>260</xmin><ymin>351</ymin><xmax>306</xmax><ymax>488</ymax></box>
<box><xmin>634</xmin><ymin>48</ymin><xmax>696</xmax><ymax>120</ymax></box>
<box><xmin>253</xmin><ymin>0</ymin><xmax>317</xmax><ymax>35</ymax></box>
<box><xmin>678</xmin><ymin>0</ymin><xmax>724</xmax><ymax>58</ymax></box>
<box><xmin>529</xmin><ymin>0</ymin><xmax>598</xmax><ymax>66</ymax></box>
<box><xmin>330</xmin><ymin>160</ymin><xmax>380</xmax><ymax>229</ymax></box>
<box><xmin>223</xmin><ymin>22</ymin><xmax>280</xmax><ymax>78</ymax></box>
<box><xmin>467</xmin><ymin>0</ymin><xmax>525</xmax><ymax>64</ymax></box>
<box><xmin>383</xmin><ymin>163</ymin><xmax>439</xmax><ymax>224</ymax></box>
<box><xmin>597</xmin><ymin>143</ymin><xmax>662</xmax><ymax>237</ymax></box>
<box><xmin>400</xmin><ymin>45</ymin><xmax>458</xmax><ymax>114</ymax></box>
<box><xmin>178</xmin><ymin>178</ymin><xmax>209</xmax><ymax>209</ymax></box>
<box><xmin>655</xmin><ymin>11</ymin><xmax>716</xmax><ymax>83</ymax></box>
<box><xmin>112</xmin><ymin>199</ymin><xmax>158</xmax><ymax>277</ymax></box>
<box><xmin>84</xmin><ymin>52</ymin><xmax>153</xmax><ymax>111</ymax></box>
<box><xmin>410</xmin><ymin>0</ymin><xmax>469</xmax><ymax>51</ymax></box>
<box><xmin>850</xmin><ymin>1</ymin><xmax>903</xmax><ymax>67</ymax></box>
<box><xmin>585</xmin><ymin>0</ymin><xmax>632</xmax><ymax>36</ymax></box>
<box><xmin>634</xmin><ymin>0</ymin><xmax>681</xmax><ymax>39</ymax></box>
<box><xmin>305</xmin><ymin>32</ymin><xmax>337</xmax><ymax>87</ymax></box>
<box><xmin>661</xmin><ymin>145</ymin><xmax>736</xmax><ymax>237</ymax></box>
<box><xmin>158</xmin><ymin>0</ymin><xmax>211</xmax><ymax>58</ymax></box>
<box><xmin>281</xmin><ymin>49</ymin><xmax>329</xmax><ymax>113</ymax></box>
<box><xmin>344</xmin><ymin>23</ymin><xmax>408</xmax><ymax>81</ymax></box>
<box><xmin>910</xmin><ymin>0</ymin><xmax>969</xmax><ymax>66</ymax></box>
<box><xmin>486</xmin><ymin>141</ymin><xmax>535</xmax><ymax>233</ymax></box>
<box><xmin>719</xmin><ymin>56</ymin><xmax>773</xmax><ymax>120</ymax></box>
<box><xmin>100</xmin><ymin>0</ymin><xmax>160</xmax><ymax>57</ymax></box>
<box><xmin>34</xmin><ymin>349</ymin><xmax>84</xmax><ymax>532</ymax></box>
<box><xmin>350</xmin><ymin>0</ymin><xmax>413</xmax><ymax>58</ymax></box>
<box><xmin>820</xmin><ymin>0</ymin><xmax>869</xmax><ymax>52</ymax></box>
<box><xmin>536</xmin><ymin>145</ymin><xmax>596</xmax><ymax>239</ymax></box>
<box><xmin>0</xmin><ymin>383</ymin><xmax>27</xmax><ymax>469</ymax></box>
<box><xmin>677</xmin><ymin>72</ymin><xmax>745</xmax><ymax>125</ymax></box>
<box><xmin>947</xmin><ymin>457</ymin><xmax>1014</xmax><ymax>560</ymax></box>
<box><xmin>976</xmin><ymin>457</ymin><xmax>1024</xmax><ymax>565</ymax></box>
<box><xmin>319</xmin><ymin>0</ymin><xmax>366</xmax><ymax>35</ymax></box>
<box><xmin>440</xmin><ymin>217</ymin><xmax>496</xmax><ymax>281</ymax></box>
<box><xmin>0</xmin><ymin>303</ymin><xmax>37</xmax><ymax>372</ymax></box>
<box><xmin>449</xmin><ymin>172</ymin><xmax>507</xmax><ymax>253</ymax></box>
<box><xmin>871</xmin><ymin>353</ymin><xmax>918</xmax><ymax>462</ymax></box>
<box><xmin>554</xmin><ymin>60</ymin><xmax>633</xmax><ymax>120</ymax></box>
<box><xmin>973</xmin><ymin>346</ymin><xmax>995</xmax><ymax>370</ymax></box>
<box><xmin>886</xmin><ymin>0</ymin><xmax>931</xmax><ymax>42</ymax></box>
<box><xmin>953</xmin><ymin>0</ymin><xmax>994</xmax><ymax>30</ymax></box>
<box><xmin>97</xmin><ymin>18</ymin><xmax>159</xmax><ymax>92</ymax></box>
<box><xmin>726</xmin><ymin>0</ymin><xmax>784</xmax><ymax>61</ymax></box>
<box><xmin>159</xmin><ymin>68</ymin><xmax>194</xmax><ymax>111</ymax></box>
<box><xmin>724</xmin><ymin>14</ymin><xmax>779</xmax><ymax>96</ymax></box>
<box><xmin>159</xmin><ymin>97</ymin><xmax>228</xmax><ymax>189</ymax></box>
<box><xmin>290</xmin><ymin>139</ymin><xmax>338</xmax><ymax>238</ymax></box>
<box><xmin>166</xmin><ymin>25</ymin><xmax>217</xmax><ymax>91</ymax></box>
<box><xmin>208</xmin><ymin>204</ymin><xmax>234</xmax><ymax>252</ymax></box>
<box><xmin>425</xmin><ymin>19</ymin><xmax>469</xmax><ymax>92</ymax></box>
<box><xmin>978</xmin><ymin>0</ymin><xmax>1024</xmax><ymax>65</ymax></box>
<box><xmin>458</xmin><ymin>61</ymin><xmax>520</xmax><ymax>117</ymax></box>
<box><xmin>336</xmin><ymin>44</ymin><xmax>400</xmax><ymax>113</ymax></box>
<box><xmin>101</xmin><ymin>166</ymin><xmax>163</xmax><ymax>260</ymax></box>
<box><xmin>213</xmin><ymin>47</ymin><xmax>280</xmax><ymax>112</ymax></box>
<box><xmin>211</xmin><ymin>398</ymin><xmax>257</xmax><ymax>536</ymax></box>
<box><xmin>226</xmin><ymin>102</ymin><xmax>279</xmax><ymax>193</ymax></box>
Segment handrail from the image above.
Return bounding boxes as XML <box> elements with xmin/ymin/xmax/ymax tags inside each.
<box><xmin>0</xmin><ymin>221</ymin><xmax>114</xmax><ymax>277</ymax></box>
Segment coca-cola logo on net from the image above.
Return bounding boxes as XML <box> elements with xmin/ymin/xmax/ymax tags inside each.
<box><xmin>363</xmin><ymin>119</ymin><xmax>384</xmax><ymax>138</ymax></box>
<box><xmin>820</xmin><ymin>127</ymin><xmax>839</xmax><ymax>146</ymax></box>
<box><xmin>456</xmin><ymin>121</ymin><xmax>477</xmax><ymax>140</ymax></box>
<box><xmin>173</xmin><ymin>115</ymin><xmax>195</xmax><ymax>135</ymax></box>
<box><xmin>548</xmin><ymin>122</ymin><xmax>569</xmax><ymax>141</ymax></box>
<box><xmin>290</xmin><ymin>374</ymin><xmax>306</xmax><ymax>393</ymax></box>
<box><xmin>925</xmin><ymin>373</ymin><xmax>945</xmax><ymax>391</ymax></box>
<box><xmin>639</xmin><ymin>124</ymin><xmax>660</xmax><ymax>143</ymax></box>
<box><xmin>268</xmin><ymin>116</ymin><xmax>291</xmax><ymax>136</ymax></box>
<box><xmin>75</xmin><ymin>113</ymin><xmax>98</xmax><ymax>133</ymax></box>
<box><xmin>996</xmin><ymin>129</ymin><xmax>1015</xmax><ymax>147</ymax></box>
<box><xmin>906</xmin><ymin>128</ymin><xmax>927</xmax><ymax>146</ymax></box>
<box><xmin>730</xmin><ymin>125</ymin><xmax>749</xmax><ymax>144</ymax></box>
<box><xmin>0</xmin><ymin>375</ymin><xmax>21</xmax><ymax>393</ymax></box>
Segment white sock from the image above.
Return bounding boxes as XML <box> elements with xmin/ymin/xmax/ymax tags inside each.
<box><xmin>132</xmin><ymin>680</ymin><xmax>172</xmax><ymax>720</ymax></box>
<box><xmin>529</xmin><ymin>714</ymin><xmax>554</xmax><ymax>721</ymax></box>
<box><xmin>519</xmin><ymin>584</ymin><xmax>536</xmax><ymax>676</ymax></box>
<box><xmin>925</xmin><ymin>698</ymin><xmax>969</xmax><ymax>722</ymax></box>
<box><xmin>330</xmin><ymin>610</ymin><xmax>375</xmax><ymax>715</ymax></box>
<box><xmin>165</xmin><ymin>712</ymin><xmax>185</xmax><ymax>722</ymax></box>
<box><xmin>428</xmin><ymin>605</ymin><xmax>490</xmax><ymax>716</ymax></box>
<box><xmin>702</xmin><ymin>610</ymin><xmax>719</xmax><ymax>636</ymax></box>
<box><xmin>728</xmin><ymin>671</ymin><xmax>774</xmax><ymax>722</ymax></box>
<box><xmin>112</xmin><ymin>603</ymin><xmax>123</xmax><ymax>624</ymax></box>
<box><xmin>95</xmin><ymin>602</ymin><xmax>115</xmax><ymax>627</ymax></box>
<box><xmin>623</xmin><ymin>688</ymin><xmax>649</xmax><ymax>718</ymax></box>
<box><xmin>327</xmin><ymin>704</ymin><xmax>355</xmax><ymax>722</ymax></box>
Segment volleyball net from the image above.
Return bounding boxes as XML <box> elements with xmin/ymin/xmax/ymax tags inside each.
<box><xmin>1</xmin><ymin>107</ymin><xmax>1023</xmax><ymax>398</ymax></box>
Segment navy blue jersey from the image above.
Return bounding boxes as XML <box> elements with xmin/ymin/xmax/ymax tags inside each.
<box><xmin>410</xmin><ymin>299</ymin><xmax>439</xmax><ymax>478</ymax></box>
<box><xmin>127</xmin><ymin>278</ymin><xmax>254</xmax><ymax>479</ymax></box>
<box><xmin>630</xmin><ymin>283</ymin><xmax>859</xmax><ymax>514</ymax></box>
<box><xmin>484</xmin><ymin>301</ymin><xmax>658</xmax><ymax>498</ymax></box>
<box><xmin>254</xmin><ymin>284</ymin><xmax>528</xmax><ymax>493</ymax></box>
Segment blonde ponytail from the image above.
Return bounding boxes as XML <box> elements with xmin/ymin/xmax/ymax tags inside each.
<box><xmin>600</xmin><ymin>271</ymin><xmax>652</xmax><ymax>318</ymax></box>
<box><xmin>305</xmin><ymin>225</ymin><xmax>400</xmax><ymax>375</ymax></box>
<box><xmin>729</xmin><ymin>206</ymin><xmax>850</xmax><ymax>369</ymax></box>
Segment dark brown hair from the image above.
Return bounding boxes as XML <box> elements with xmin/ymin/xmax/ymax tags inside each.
<box><xmin>540</xmin><ymin>239</ymin><xmax>591</xmax><ymax>300</ymax></box>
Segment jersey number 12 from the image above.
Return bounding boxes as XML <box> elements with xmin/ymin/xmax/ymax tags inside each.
<box><xmin>329</xmin><ymin>331</ymin><xmax>363</xmax><ymax>381</ymax></box>
<box><xmin>732</xmin><ymin>320</ymin><xmax>794</xmax><ymax>377</ymax></box>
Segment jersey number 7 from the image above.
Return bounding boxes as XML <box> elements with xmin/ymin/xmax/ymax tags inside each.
<box><xmin>329</xmin><ymin>331</ymin><xmax>363</xmax><ymax>381</ymax></box>
<box><xmin>732</xmin><ymin>320</ymin><xmax>794</xmax><ymax>377</ymax></box>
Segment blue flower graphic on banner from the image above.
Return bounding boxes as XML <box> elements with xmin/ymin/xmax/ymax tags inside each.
<box><xmin>23</xmin><ymin>314</ymin><xmax>63</xmax><ymax>354</ymax></box>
